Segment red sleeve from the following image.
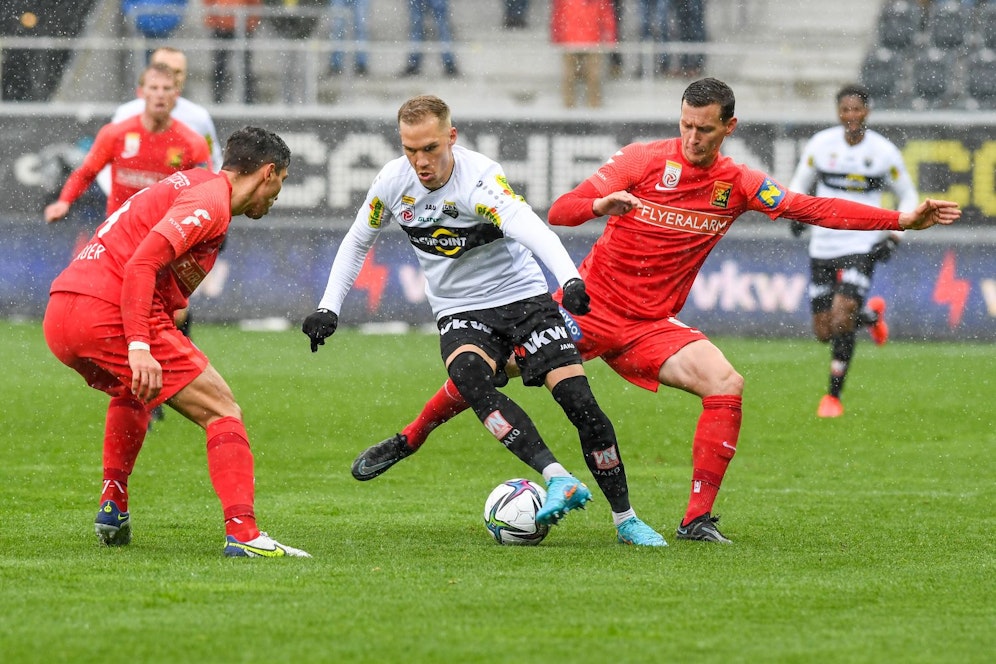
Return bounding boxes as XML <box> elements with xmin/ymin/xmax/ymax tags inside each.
<box><xmin>58</xmin><ymin>125</ymin><xmax>116</xmax><ymax>204</ymax></box>
<box><xmin>783</xmin><ymin>191</ymin><xmax>902</xmax><ymax>231</ymax></box>
<box><xmin>121</xmin><ymin>232</ymin><xmax>176</xmax><ymax>344</ymax></box>
<box><xmin>548</xmin><ymin>179</ymin><xmax>602</xmax><ymax>227</ymax></box>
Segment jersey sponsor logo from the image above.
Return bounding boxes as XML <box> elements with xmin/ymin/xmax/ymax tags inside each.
<box><xmin>403</xmin><ymin>223</ymin><xmax>503</xmax><ymax>258</ymax></box>
<box><xmin>475</xmin><ymin>203</ymin><xmax>502</xmax><ymax>227</ymax></box>
<box><xmin>654</xmin><ymin>160</ymin><xmax>682</xmax><ymax>191</ymax></box>
<box><xmin>710</xmin><ymin>181</ymin><xmax>733</xmax><ymax>208</ymax></box>
<box><xmin>439</xmin><ymin>317</ymin><xmax>494</xmax><ymax>336</ymax></box>
<box><xmin>755</xmin><ymin>178</ymin><xmax>786</xmax><ymax>209</ymax></box>
<box><xmin>367</xmin><ymin>196</ymin><xmax>385</xmax><ymax>228</ymax></box>
<box><xmin>558</xmin><ymin>307</ymin><xmax>583</xmax><ymax>342</ymax></box>
<box><xmin>635</xmin><ymin>200</ymin><xmax>733</xmax><ymax>236</ymax></box>
<box><xmin>818</xmin><ymin>171</ymin><xmax>887</xmax><ymax>193</ymax></box>
<box><xmin>170</xmin><ymin>253</ymin><xmax>208</xmax><ymax>294</ymax></box>
<box><xmin>483</xmin><ymin>410</ymin><xmax>514</xmax><ymax>440</ymax></box>
<box><xmin>122</xmin><ymin>132</ymin><xmax>140</xmax><ymax>159</ymax></box>
<box><xmin>592</xmin><ymin>445</ymin><xmax>620</xmax><ymax>470</ymax></box>
<box><xmin>494</xmin><ymin>174</ymin><xmax>525</xmax><ymax>203</ymax></box>
<box><xmin>521</xmin><ymin>325</ymin><xmax>570</xmax><ymax>355</ymax></box>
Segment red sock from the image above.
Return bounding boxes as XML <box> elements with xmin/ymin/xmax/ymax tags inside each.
<box><xmin>401</xmin><ymin>378</ymin><xmax>469</xmax><ymax>449</ymax></box>
<box><xmin>206</xmin><ymin>416</ymin><xmax>258</xmax><ymax>541</ymax></box>
<box><xmin>100</xmin><ymin>396</ymin><xmax>150</xmax><ymax>511</ymax></box>
<box><xmin>683</xmin><ymin>395</ymin><xmax>742</xmax><ymax>525</ymax></box>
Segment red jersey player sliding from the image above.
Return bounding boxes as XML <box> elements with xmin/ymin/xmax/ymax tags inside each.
<box><xmin>43</xmin><ymin>126</ymin><xmax>309</xmax><ymax>558</ymax></box>
<box><xmin>44</xmin><ymin>61</ymin><xmax>211</xmax><ymax>223</ymax></box>
<box><xmin>345</xmin><ymin>78</ymin><xmax>960</xmax><ymax>546</ymax></box>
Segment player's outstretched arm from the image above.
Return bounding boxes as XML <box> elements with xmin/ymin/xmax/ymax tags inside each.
<box><xmin>899</xmin><ymin>199</ymin><xmax>961</xmax><ymax>230</ymax></box>
<box><xmin>44</xmin><ymin>201</ymin><xmax>71</xmax><ymax>223</ymax></box>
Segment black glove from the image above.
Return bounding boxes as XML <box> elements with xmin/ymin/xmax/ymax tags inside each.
<box><xmin>561</xmin><ymin>278</ymin><xmax>591</xmax><ymax>315</ymax></box>
<box><xmin>302</xmin><ymin>309</ymin><xmax>338</xmax><ymax>352</ymax></box>
<box><xmin>789</xmin><ymin>221</ymin><xmax>807</xmax><ymax>238</ymax></box>
<box><xmin>869</xmin><ymin>235</ymin><xmax>900</xmax><ymax>263</ymax></box>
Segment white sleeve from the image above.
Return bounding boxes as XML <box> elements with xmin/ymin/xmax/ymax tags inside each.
<box><xmin>788</xmin><ymin>139</ymin><xmax>818</xmax><ymax>194</ymax></box>
<box><xmin>887</xmin><ymin>146</ymin><xmax>919</xmax><ymax>213</ymax></box>
<box><xmin>499</xmin><ymin>206</ymin><xmax>581</xmax><ymax>288</ymax></box>
<box><xmin>316</xmin><ymin>207</ymin><xmax>385</xmax><ymax>316</ymax></box>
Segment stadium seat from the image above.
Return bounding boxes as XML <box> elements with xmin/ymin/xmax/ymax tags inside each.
<box><xmin>122</xmin><ymin>0</ymin><xmax>188</xmax><ymax>39</ymax></box>
<box><xmin>861</xmin><ymin>47</ymin><xmax>905</xmax><ymax>106</ymax></box>
<box><xmin>978</xmin><ymin>3</ymin><xmax>996</xmax><ymax>50</ymax></box>
<box><xmin>966</xmin><ymin>48</ymin><xmax>996</xmax><ymax>108</ymax></box>
<box><xmin>876</xmin><ymin>0</ymin><xmax>920</xmax><ymax>50</ymax></box>
<box><xmin>911</xmin><ymin>47</ymin><xmax>953</xmax><ymax>107</ymax></box>
<box><xmin>927</xmin><ymin>0</ymin><xmax>966</xmax><ymax>49</ymax></box>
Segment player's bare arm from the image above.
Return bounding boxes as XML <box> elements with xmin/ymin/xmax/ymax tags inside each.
<box><xmin>898</xmin><ymin>199</ymin><xmax>961</xmax><ymax>230</ymax></box>
<box><xmin>592</xmin><ymin>191</ymin><xmax>643</xmax><ymax>217</ymax></box>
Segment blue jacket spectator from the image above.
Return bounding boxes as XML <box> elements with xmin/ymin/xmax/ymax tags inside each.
<box><xmin>122</xmin><ymin>0</ymin><xmax>187</xmax><ymax>39</ymax></box>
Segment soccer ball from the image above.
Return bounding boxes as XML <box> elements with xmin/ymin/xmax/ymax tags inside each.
<box><xmin>483</xmin><ymin>478</ymin><xmax>549</xmax><ymax>545</ymax></box>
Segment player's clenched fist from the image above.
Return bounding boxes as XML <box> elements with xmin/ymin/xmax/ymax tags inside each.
<box><xmin>561</xmin><ymin>278</ymin><xmax>591</xmax><ymax>316</ymax></box>
<box><xmin>302</xmin><ymin>309</ymin><xmax>338</xmax><ymax>352</ymax></box>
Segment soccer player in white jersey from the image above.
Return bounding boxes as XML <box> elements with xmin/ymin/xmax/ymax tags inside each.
<box><xmin>789</xmin><ymin>83</ymin><xmax>919</xmax><ymax>418</ymax></box>
<box><xmin>303</xmin><ymin>95</ymin><xmax>666</xmax><ymax>544</ymax></box>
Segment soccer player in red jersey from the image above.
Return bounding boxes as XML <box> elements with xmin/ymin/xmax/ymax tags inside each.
<box><xmin>349</xmin><ymin>78</ymin><xmax>960</xmax><ymax>545</ymax></box>
<box><xmin>43</xmin><ymin>126</ymin><xmax>309</xmax><ymax>558</ymax></box>
<box><xmin>44</xmin><ymin>62</ymin><xmax>211</xmax><ymax>224</ymax></box>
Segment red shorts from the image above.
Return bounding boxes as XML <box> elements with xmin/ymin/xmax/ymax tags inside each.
<box><xmin>43</xmin><ymin>292</ymin><xmax>208</xmax><ymax>407</ymax></box>
<box><xmin>555</xmin><ymin>292</ymin><xmax>707</xmax><ymax>392</ymax></box>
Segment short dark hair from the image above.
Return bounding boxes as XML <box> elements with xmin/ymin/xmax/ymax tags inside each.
<box><xmin>836</xmin><ymin>83</ymin><xmax>870</xmax><ymax>107</ymax></box>
<box><xmin>397</xmin><ymin>95</ymin><xmax>451</xmax><ymax>127</ymax></box>
<box><xmin>681</xmin><ymin>78</ymin><xmax>736</xmax><ymax>122</ymax></box>
<box><xmin>222</xmin><ymin>126</ymin><xmax>291</xmax><ymax>174</ymax></box>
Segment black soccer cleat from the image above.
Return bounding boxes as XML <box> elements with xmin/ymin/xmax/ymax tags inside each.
<box><xmin>675</xmin><ymin>512</ymin><xmax>733</xmax><ymax>544</ymax></box>
<box><xmin>351</xmin><ymin>433</ymin><xmax>414</xmax><ymax>481</ymax></box>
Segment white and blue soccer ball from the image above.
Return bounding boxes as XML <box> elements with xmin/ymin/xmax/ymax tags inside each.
<box><xmin>483</xmin><ymin>478</ymin><xmax>549</xmax><ymax>545</ymax></box>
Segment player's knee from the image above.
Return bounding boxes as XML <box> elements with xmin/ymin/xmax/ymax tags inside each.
<box><xmin>709</xmin><ymin>366</ymin><xmax>744</xmax><ymax>397</ymax></box>
<box><xmin>447</xmin><ymin>351</ymin><xmax>496</xmax><ymax>404</ymax></box>
<box><xmin>551</xmin><ymin>375</ymin><xmax>615</xmax><ymax>444</ymax></box>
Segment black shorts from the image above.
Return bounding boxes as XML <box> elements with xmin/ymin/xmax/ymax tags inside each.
<box><xmin>437</xmin><ymin>294</ymin><xmax>582</xmax><ymax>387</ymax></box>
<box><xmin>809</xmin><ymin>253</ymin><xmax>877</xmax><ymax>314</ymax></box>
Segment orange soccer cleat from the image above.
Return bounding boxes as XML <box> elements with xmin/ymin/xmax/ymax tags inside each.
<box><xmin>867</xmin><ymin>296</ymin><xmax>889</xmax><ymax>346</ymax></box>
<box><xmin>817</xmin><ymin>394</ymin><xmax>844</xmax><ymax>418</ymax></box>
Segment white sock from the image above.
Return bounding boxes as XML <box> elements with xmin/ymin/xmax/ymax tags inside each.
<box><xmin>541</xmin><ymin>463</ymin><xmax>570</xmax><ymax>483</ymax></box>
<box><xmin>612</xmin><ymin>509</ymin><xmax>636</xmax><ymax>527</ymax></box>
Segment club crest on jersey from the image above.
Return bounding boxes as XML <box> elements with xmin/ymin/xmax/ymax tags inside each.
<box><xmin>443</xmin><ymin>201</ymin><xmax>458</xmax><ymax>218</ymax></box>
<box><xmin>655</xmin><ymin>160</ymin><xmax>682</xmax><ymax>191</ymax></box>
<box><xmin>401</xmin><ymin>195</ymin><xmax>416</xmax><ymax>223</ymax></box>
<box><xmin>166</xmin><ymin>147</ymin><xmax>183</xmax><ymax>169</ymax></box>
<box><xmin>122</xmin><ymin>132</ymin><xmax>141</xmax><ymax>159</ymax></box>
<box><xmin>367</xmin><ymin>197</ymin><xmax>386</xmax><ymax>228</ymax></box>
<box><xmin>710</xmin><ymin>181</ymin><xmax>733</xmax><ymax>208</ymax></box>
<box><xmin>754</xmin><ymin>178</ymin><xmax>785</xmax><ymax>209</ymax></box>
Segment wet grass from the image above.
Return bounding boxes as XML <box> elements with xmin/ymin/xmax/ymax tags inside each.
<box><xmin>1</xmin><ymin>319</ymin><xmax>992</xmax><ymax>663</ymax></box>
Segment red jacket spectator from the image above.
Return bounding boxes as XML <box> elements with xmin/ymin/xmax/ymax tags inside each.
<box><xmin>203</xmin><ymin>0</ymin><xmax>261</xmax><ymax>33</ymax></box>
<box><xmin>551</xmin><ymin>0</ymin><xmax>617</xmax><ymax>46</ymax></box>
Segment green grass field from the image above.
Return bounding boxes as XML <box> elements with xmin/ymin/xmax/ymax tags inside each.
<box><xmin>1</xmin><ymin>319</ymin><xmax>992</xmax><ymax>663</ymax></box>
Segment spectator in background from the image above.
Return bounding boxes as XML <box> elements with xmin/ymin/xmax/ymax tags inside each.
<box><xmin>504</xmin><ymin>0</ymin><xmax>529</xmax><ymax>28</ymax></box>
<box><xmin>788</xmin><ymin>84</ymin><xmax>917</xmax><ymax>418</ymax></box>
<box><xmin>328</xmin><ymin>0</ymin><xmax>370</xmax><ymax>76</ymax></box>
<box><xmin>204</xmin><ymin>0</ymin><xmax>261</xmax><ymax>104</ymax></box>
<box><xmin>400</xmin><ymin>0</ymin><xmax>459</xmax><ymax>77</ymax></box>
<box><xmin>607</xmin><ymin>0</ymin><xmax>623</xmax><ymax>78</ymax></box>
<box><xmin>673</xmin><ymin>0</ymin><xmax>706</xmax><ymax>77</ymax></box>
<box><xmin>265</xmin><ymin>0</ymin><xmax>326</xmax><ymax>102</ymax></box>
<box><xmin>551</xmin><ymin>0</ymin><xmax>617</xmax><ymax>108</ymax></box>
<box><xmin>635</xmin><ymin>0</ymin><xmax>669</xmax><ymax>78</ymax></box>
<box><xmin>122</xmin><ymin>0</ymin><xmax>187</xmax><ymax>40</ymax></box>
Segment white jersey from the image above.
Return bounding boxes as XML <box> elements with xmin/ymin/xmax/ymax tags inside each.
<box><xmin>97</xmin><ymin>96</ymin><xmax>223</xmax><ymax>193</ymax></box>
<box><xmin>318</xmin><ymin>144</ymin><xmax>581</xmax><ymax>320</ymax></box>
<box><xmin>789</xmin><ymin>126</ymin><xmax>917</xmax><ymax>259</ymax></box>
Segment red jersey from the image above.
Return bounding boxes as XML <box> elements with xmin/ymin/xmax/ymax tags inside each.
<box><xmin>50</xmin><ymin>169</ymin><xmax>232</xmax><ymax>342</ymax></box>
<box><xmin>58</xmin><ymin>115</ymin><xmax>211</xmax><ymax>216</ymax></box>
<box><xmin>551</xmin><ymin>138</ymin><xmax>901</xmax><ymax>320</ymax></box>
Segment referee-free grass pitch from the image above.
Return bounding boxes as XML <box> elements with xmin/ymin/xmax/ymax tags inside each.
<box><xmin>1</xmin><ymin>319</ymin><xmax>992</xmax><ymax>663</ymax></box>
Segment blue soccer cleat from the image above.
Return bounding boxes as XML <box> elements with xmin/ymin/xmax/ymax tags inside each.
<box><xmin>616</xmin><ymin>516</ymin><xmax>667</xmax><ymax>547</ymax></box>
<box><xmin>536</xmin><ymin>476</ymin><xmax>592</xmax><ymax>525</ymax></box>
<box><xmin>94</xmin><ymin>500</ymin><xmax>131</xmax><ymax>546</ymax></box>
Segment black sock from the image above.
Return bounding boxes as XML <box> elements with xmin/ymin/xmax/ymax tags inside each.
<box><xmin>829</xmin><ymin>332</ymin><xmax>856</xmax><ymax>398</ymax></box>
<box><xmin>552</xmin><ymin>375</ymin><xmax>630</xmax><ymax>513</ymax></box>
